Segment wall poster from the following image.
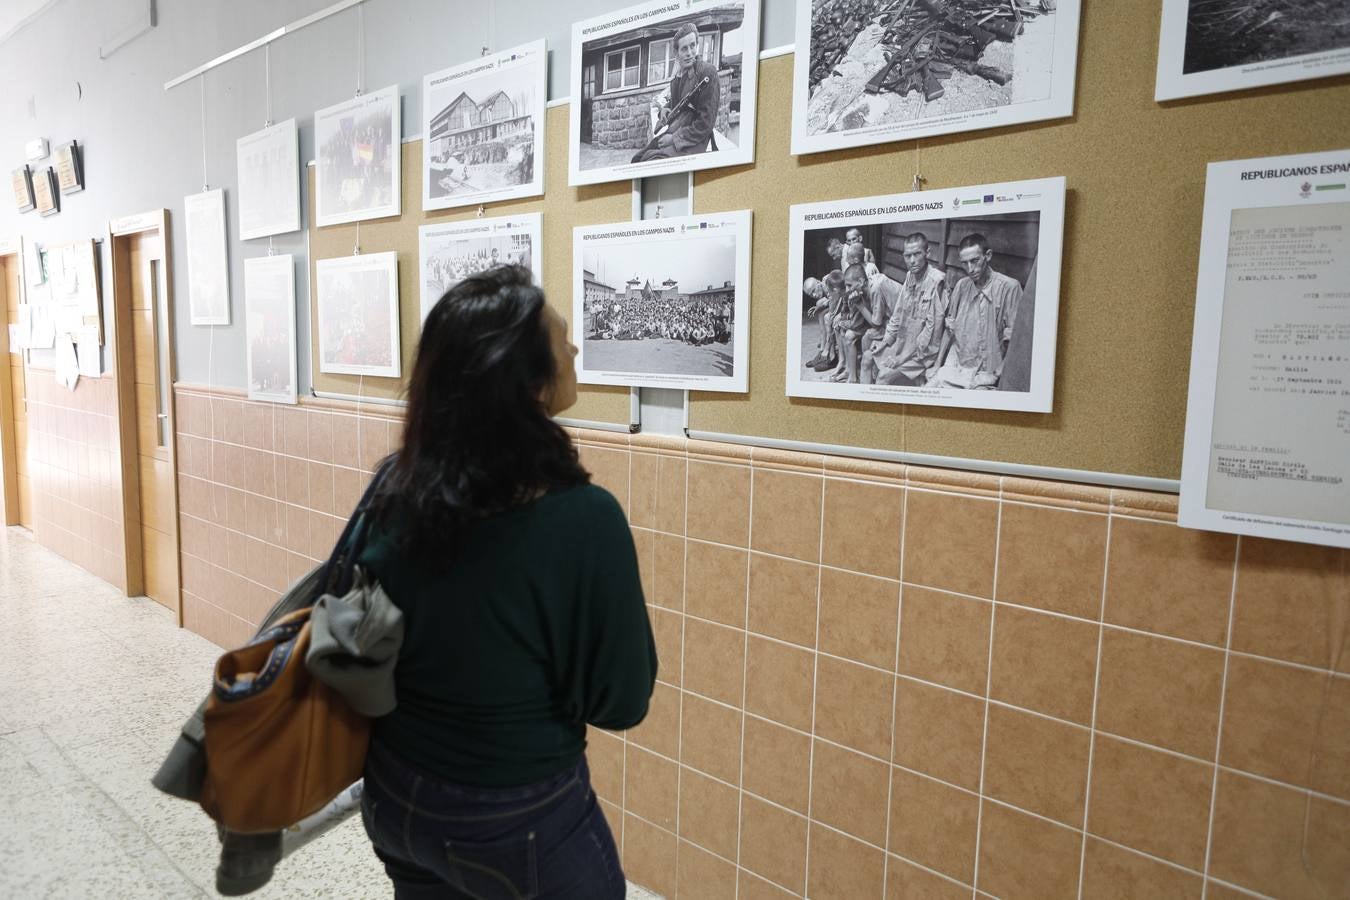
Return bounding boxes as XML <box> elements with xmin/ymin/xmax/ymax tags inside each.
<box><xmin>33</xmin><ymin>167</ymin><xmax>58</xmax><ymax>217</ymax></box>
<box><xmin>422</xmin><ymin>41</ymin><xmax>546</xmax><ymax>211</ymax></box>
<box><xmin>786</xmin><ymin>177</ymin><xmax>1065</xmax><ymax>412</ymax></box>
<box><xmin>245</xmin><ymin>254</ymin><xmax>298</xmax><ymax>404</ymax></box>
<box><xmin>315</xmin><ymin>251</ymin><xmax>401</xmax><ymax>378</ymax></box>
<box><xmin>12</xmin><ymin>166</ymin><xmax>35</xmax><ymax>213</ymax></box>
<box><xmin>792</xmin><ymin>0</ymin><xmax>1080</xmax><ymax>156</ymax></box>
<box><xmin>1156</xmin><ymin>0</ymin><xmax>1350</xmax><ymax>101</ymax></box>
<box><xmin>236</xmin><ymin>119</ymin><xmax>301</xmax><ymax>241</ymax></box>
<box><xmin>419</xmin><ymin>212</ymin><xmax>542</xmax><ymax>322</ymax></box>
<box><xmin>184</xmin><ymin>188</ymin><xmax>231</xmax><ymax>326</ymax></box>
<box><xmin>573</xmin><ymin>210</ymin><xmax>751</xmax><ymax>393</ymax></box>
<box><xmin>1180</xmin><ymin>149</ymin><xmax>1350</xmax><ymax>548</ymax></box>
<box><xmin>316</xmin><ymin>85</ymin><xmax>401</xmax><ymax>227</ymax></box>
<box><xmin>569</xmin><ymin>0</ymin><xmax>760</xmax><ymax>186</ymax></box>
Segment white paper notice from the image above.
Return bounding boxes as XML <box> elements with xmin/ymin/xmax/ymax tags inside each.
<box><xmin>1180</xmin><ymin>149</ymin><xmax>1350</xmax><ymax>548</ymax></box>
<box><xmin>55</xmin><ymin>334</ymin><xmax>79</xmax><ymax>390</ymax></box>
<box><xmin>76</xmin><ymin>328</ymin><xmax>102</xmax><ymax>377</ymax></box>
<box><xmin>29</xmin><ymin>304</ymin><xmax>55</xmax><ymax>349</ymax></box>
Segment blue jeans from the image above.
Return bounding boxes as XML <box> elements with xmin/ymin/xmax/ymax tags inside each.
<box><xmin>361</xmin><ymin>742</ymin><xmax>624</xmax><ymax>899</ymax></box>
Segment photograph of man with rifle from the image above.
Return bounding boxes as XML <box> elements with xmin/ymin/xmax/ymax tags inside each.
<box><xmin>632</xmin><ymin>23</ymin><xmax>723</xmax><ymax>163</ymax></box>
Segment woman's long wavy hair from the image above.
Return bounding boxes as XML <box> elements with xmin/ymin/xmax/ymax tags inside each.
<box><xmin>373</xmin><ymin>265</ymin><xmax>588</xmax><ymax>559</ymax></box>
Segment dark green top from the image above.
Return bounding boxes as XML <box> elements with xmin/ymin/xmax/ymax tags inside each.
<box><xmin>359</xmin><ymin>484</ymin><xmax>657</xmax><ymax>787</ymax></box>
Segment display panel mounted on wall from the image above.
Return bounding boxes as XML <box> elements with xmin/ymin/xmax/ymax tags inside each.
<box><xmin>421</xmin><ymin>41</ymin><xmax>546</xmax><ymax>211</ymax></box>
<box><xmin>54</xmin><ymin>141</ymin><xmax>84</xmax><ymax>194</ymax></box>
<box><xmin>245</xmin><ymin>254</ymin><xmax>299</xmax><ymax>404</ymax></box>
<box><xmin>12</xmin><ymin>166</ymin><xmax>35</xmax><ymax>213</ymax></box>
<box><xmin>791</xmin><ymin>0</ymin><xmax>1080</xmax><ymax>156</ymax></box>
<box><xmin>316</xmin><ymin>85</ymin><xmax>402</xmax><ymax>227</ymax></box>
<box><xmin>1179</xmin><ymin>148</ymin><xmax>1350</xmax><ymax>549</ymax></box>
<box><xmin>184</xmin><ymin>188</ymin><xmax>231</xmax><ymax>326</ymax></box>
<box><xmin>419</xmin><ymin>212</ymin><xmax>542</xmax><ymax>322</ymax></box>
<box><xmin>236</xmin><ymin>119</ymin><xmax>301</xmax><ymax>241</ymax></box>
<box><xmin>569</xmin><ymin>0</ymin><xmax>760</xmax><ymax>186</ymax></box>
<box><xmin>573</xmin><ymin>210</ymin><xmax>752</xmax><ymax>393</ymax></box>
<box><xmin>786</xmin><ymin>177</ymin><xmax>1065</xmax><ymax>413</ymax></box>
<box><xmin>315</xmin><ymin>251</ymin><xmax>401</xmax><ymax>378</ymax></box>
<box><xmin>33</xmin><ymin>167</ymin><xmax>59</xmax><ymax>217</ymax></box>
<box><xmin>1155</xmin><ymin>0</ymin><xmax>1350</xmax><ymax>101</ymax></box>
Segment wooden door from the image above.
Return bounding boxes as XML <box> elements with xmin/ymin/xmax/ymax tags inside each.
<box><xmin>1</xmin><ymin>251</ymin><xmax>31</xmax><ymax>527</ymax></box>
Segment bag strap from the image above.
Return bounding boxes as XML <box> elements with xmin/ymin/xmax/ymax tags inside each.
<box><xmin>320</xmin><ymin>454</ymin><xmax>397</xmax><ymax>596</ymax></box>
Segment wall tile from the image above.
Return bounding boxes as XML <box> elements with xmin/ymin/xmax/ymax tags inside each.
<box><xmin>678</xmin><ymin>767</ymin><xmax>739</xmax><ymax>861</ymax></box>
<box><xmin>358</xmin><ymin>416</ymin><xmax>389</xmax><ymax>471</ymax></box>
<box><xmin>683</xmin><ymin>617</ymin><xmax>745</xmax><ymax>707</ymax></box>
<box><xmin>810</xmin><ymin>739</ymin><xmax>890</xmax><ymax>846</ymax></box>
<box><xmin>739</xmin><ymin>795</ymin><xmax>807</xmax><ymax>895</ymax></box>
<box><xmin>599</xmin><ymin>799</ymin><xmax>623</xmax><ymax>853</ymax></box>
<box><xmin>633</xmin><ymin>528</ymin><xmax>655</xmax><ymax>606</ymax></box>
<box><xmin>739</xmin><ymin>869</ymin><xmax>797</xmax><ymax>900</ymax></box>
<box><xmin>1080</xmin><ymin>838</ymin><xmax>1202</xmax><ymax>900</ymax></box>
<box><xmin>279</xmin><ymin>406</ymin><xmax>307</xmax><ymax>458</ymax></box>
<box><xmin>996</xmin><ymin>503</ymin><xmax>1108</xmax><ymax>619</ymax></box>
<box><xmin>819</xmin><ymin>568</ymin><xmax>899</xmax><ymax>670</ymax></box>
<box><xmin>580</xmin><ymin>444</ymin><xmax>630</xmax><ymax>514</ymax></box>
<box><xmin>649</xmin><ymin>606</ymin><xmax>681</xmax><ymax>687</ymax></box>
<box><xmin>814</xmin><ymin>654</ymin><xmax>894</xmax><ymax>760</ymax></box>
<box><xmin>676</xmin><ymin>840</ymin><xmax>736</xmax><ymax>900</ymax></box>
<box><xmin>896</xmin><ymin>586</ymin><xmax>991</xmax><ymax>695</ymax></box>
<box><xmin>989</xmin><ymin>604</ymin><xmax>1099</xmax><ymax>725</ymax></box>
<box><xmin>655</xmin><ymin>454</ymin><xmax>686</xmax><ymax>535</ymax></box>
<box><xmin>305</xmin><ymin>410</ymin><xmax>332</xmax><ymax>463</ymax></box>
<box><xmin>331</xmin><ymin>415</ymin><xmax>360</xmax><ymax>469</ymax></box>
<box><xmin>629</xmin><ymin>681</ymin><xmax>680</xmax><ymax>760</ymax></box>
<box><xmin>1096</xmin><ymin>628</ymin><xmax>1224</xmax><ymax>759</ymax></box>
<box><xmin>1105</xmin><ymin>517</ymin><xmax>1236</xmax><ymax>646</ymax></box>
<box><xmin>983</xmin><ymin>705</ymin><xmax>1090</xmax><ymax>826</ymax></box>
<box><xmin>976</xmin><ymin>801</ymin><xmax>1082</xmax><ymax>900</ymax></box>
<box><xmin>822</xmin><ymin>478</ymin><xmax>903</xmax><ymax>580</ymax></box>
<box><xmin>743</xmin><ymin>715</ymin><xmax>811</xmax><ymax>814</ymax></box>
<box><xmin>652</xmin><ymin>533</ymin><xmax>686</xmax><ymax>611</ymax></box>
<box><xmin>751</xmin><ymin>469</ymin><xmax>822</xmax><ymax>562</ymax></box>
<box><xmin>903</xmin><ymin>490</ymin><xmax>998</xmax><ymax>598</ymax></box>
<box><xmin>745</xmin><ymin>635</ymin><xmax>815</xmax><ymax>733</ymax></box>
<box><xmin>625</xmin><ymin>746</ymin><xmax>677</xmax><ymax>831</ymax></box>
<box><xmin>806</xmin><ymin>822</ymin><xmax>886</xmax><ymax>900</ymax></box>
<box><xmin>278</xmin><ymin>455</ymin><xmax>309</xmax><ymax>507</ymax></box>
<box><xmin>688</xmin><ymin>461</ymin><xmax>750</xmax><ymax>547</ymax></box>
<box><xmin>307</xmin><ymin>462</ymin><xmax>335</xmax><ymax>515</ymax></box>
<box><xmin>1087</xmin><ymin>736</ymin><xmax>1214</xmax><ymax>870</ymax></box>
<box><xmin>888</xmin><ymin>768</ymin><xmax>978</xmax><ymax>884</ymax></box>
<box><xmin>680</xmin><ymin>692</ymin><xmax>742</xmax><ymax>785</ymax></box>
<box><xmin>686</xmin><ymin>539</ymin><xmax>750</xmax><ymax>625</ymax></box>
<box><xmin>1232</xmin><ymin>538</ymin><xmax>1350</xmax><ymax>672</ymax></box>
<box><xmin>892</xmin><ymin>678</ymin><xmax>985</xmax><ymax>791</ymax></box>
<box><xmin>622</xmin><ymin>813</ymin><xmax>676</xmax><ymax>900</ymax></box>
<box><xmin>586</xmin><ymin>730</ymin><xmax>624</xmax><ymax>805</ymax></box>
<box><xmin>748</xmin><ymin>552</ymin><xmax>819</xmax><ymax>648</ymax></box>
<box><xmin>629</xmin><ymin>451</ymin><xmax>657</xmax><ymax>529</ymax></box>
<box><xmin>886</xmin><ymin>856</ymin><xmax>971</xmax><ymax>900</ymax></box>
<box><xmin>333</xmin><ymin>466</ymin><xmax>366</xmax><ymax>517</ymax></box>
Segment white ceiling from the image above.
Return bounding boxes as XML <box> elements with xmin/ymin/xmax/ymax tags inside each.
<box><xmin>0</xmin><ymin>0</ymin><xmax>61</xmax><ymax>46</ymax></box>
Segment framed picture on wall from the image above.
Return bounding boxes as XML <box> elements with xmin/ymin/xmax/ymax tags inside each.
<box><xmin>245</xmin><ymin>254</ymin><xmax>298</xmax><ymax>404</ymax></box>
<box><xmin>790</xmin><ymin>0</ymin><xmax>1080</xmax><ymax>156</ymax></box>
<box><xmin>785</xmin><ymin>177</ymin><xmax>1066</xmax><ymax>413</ymax></box>
<box><xmin>418</xmin><ymin>212</ymin><xmax>542</xmax><ymax>322</ymax></box>
<box><xmin>315</xmin><ymin>251</ymin><xmax>401</xmax><ymax>378</ymax></box>
<box><xmin>13</xmin><ymin>166</ymin><xmax>35</xmax><ymax>213</ymax></box>
<box><xmin>421</xmin><ymin>40</ymin><xmax>546</xmax><ymax>211</ymax></box>
<box><xmin>315</xmin><ymin>85</ymin><xmax>401</xmax><ymax>227</ymax></box>
<box><xmin>33</xmin><ymin>167</ymin><xmax>59</xmax><ymax>217</ymax></box>
<box><xmin>184</xmin><ymin>188</ymin><xmax>231</xmax><ymax>326</ymax></box>
<box><xmin>568</xmin><ymin>0</ymin><xmax>761</xmax><ymax>186</ymax></box>
<box><xmin>54</xmin><ymin>141</ymin><xmax>84</xmax><ymax>194</ymax></box>
<box><xmin>572</xmin><ymin>210</ymin><xmax>752</xmax><ymax>393</ymax></box>
<box><xmin>236</xmin><ymin>119</ymin><xmax>301</xmax><ymax>241</ymax></box>
<box><xmin>1156</xmin><ymin>0</ymin><xmax>1350</xmax><ymax>101</ymax></box>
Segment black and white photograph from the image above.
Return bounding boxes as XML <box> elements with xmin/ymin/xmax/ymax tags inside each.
<box><xmin>244</xmin><ymin>254</ymin><xmax>298</xmax><ymax>404</ymax></box>
<box><xmin>316</xmin><ymin>251</ymin><xmax>401</xmax><ymax>379</ymax></box>
<box><xmin>787</xmin><ymin>178</ymin><xmax>1065</xmax><ymax>412</ymax></box>
<box><xmin>792</xmin><ymin>0</ymin><xmax>1080</xmax><ymax>155</ymax></box>
<box><xmin>315</xmin><ymin>85</ymin><xmax>401</xmax><ymax>227</ymax></box>
<box><xmin>236</xmin><ymin>119</ymin><xmax>301</xmax><ymax>241</ymax></box>
<box><xmin>569</xmin><ymin>0</ymin><xmax>760</xmax><ymax>186</ymax></box>
<box><xmin>573</xmin><ymin>211</ymin><xmax>751</xmax><ymax>392</ymax></box>
<box><xmin>1157</xmin><ymin>0</ymin><xmax>1350</xmax><ymax>100</ymax></box>
<box><xmin>422</xmin><ymin>40</ymin><xmax>546</xmax><ymax>211</ymax></box>
<box><xmin>419</xmin><ymin>213</ymin><xmax>542</xmax><ymax>322</ymax></box>
<box><xmin>184</xmin><ymin>189</ymin><xmax>230</xmax><ymax>326</ymax></box>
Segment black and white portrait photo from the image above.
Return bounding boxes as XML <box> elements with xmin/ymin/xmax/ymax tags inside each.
<box><xmin>422</xmin><ymin>41</ymin><xmax>546</xmax><ymax>211</ymax></box>
<box><xmin>573</xmin><ymin>212</ymin><xmax>751</xmax><ymax>392</ymax></box>
<box><xmin>1156</xmin><ymin>0</ymin><xmax>1350</xmax><ymax>99</ymax></box>
<box><xmin>792</xmin><ymin>0</ymin><xmax>1079</xmax><ymax>154</ymax></box>
<box><xmin>569</xmin><ymin>0</ymin><xmax>760</xmax><ymax>185</ymax></box>
<box><xmin>418</xmin><ymin>213</ymin><xmax>542</xmax><ymax>321</ymax></box>
<box><xmin>787</xmin><ymin>179</ymin><xmax>1065</xmax><ymax>412</ymax></box>
<box><xmin>315</xmin><ymin>85</ymin><xmax>401</xmax><ymax>227</ymax></box>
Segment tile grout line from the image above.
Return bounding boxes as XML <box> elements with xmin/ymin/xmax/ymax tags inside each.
<box><xmin>968</xmin><ymin>484</ymin><xmax>1006</xmax><ymax>899</ymax></box>
<box><xmin>881</xmin><ymin>483</ymin><xmax>909</xmax><ymax>899</ymax></box>
<box><xmin>1200</xmin><ymin>534</ymin><xmax>1242</xmax><ymax>900</ymax></box>
<box><xmin>672</xmin><ymin>452</ymin><xmax>691</xmax><ymax>896</ymax></box>
<box><xmin>1075</xmin><ymin>513</ymin><xmax>1113</xmax><ymax>898</ymax></box>
<box><xmin>801</xmin><ymin>473</ymin><xmax>829</xmax><ymax>898</ymax></box>
<box><xmin>731</xmin><ymin>468</ymin><xmax>760</xmax><ymax>900</ymax></box>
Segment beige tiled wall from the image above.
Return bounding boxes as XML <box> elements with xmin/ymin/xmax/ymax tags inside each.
<box><xmin>25</xmin><ymin>369</ymin><xmax>126</xmax><ymax>589</ymax></box>
<box><xmin>171</xmin><ymin>385</ymin><xmax>1350</xmax><ymax>900</ymax></box>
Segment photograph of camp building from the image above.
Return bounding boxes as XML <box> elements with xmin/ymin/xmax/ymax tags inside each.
<box><xmin>426</xmin><ymin>79</ymin><xmax>537</xmax><ymax>201</ymax></box>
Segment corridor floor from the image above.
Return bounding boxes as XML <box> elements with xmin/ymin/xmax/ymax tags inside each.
<box><xmin>0</xmin><ymin>526</ymin><xmax>659</xmax><ymax>899</ymax></box>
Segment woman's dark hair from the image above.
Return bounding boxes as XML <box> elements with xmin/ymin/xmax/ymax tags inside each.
<box><xmin>374</xmin><ymin>265</ymin><xmax>588</xmax><ymax>557</ymax></box>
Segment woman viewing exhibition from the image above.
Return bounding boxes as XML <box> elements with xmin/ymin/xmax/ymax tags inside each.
<box><xmin>358</xmin><ymin>265</ymin><xmax>657</xmax><ymax>898</ymax></box>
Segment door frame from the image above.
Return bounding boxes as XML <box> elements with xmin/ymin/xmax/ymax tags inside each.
<box><xmin>108</xmin><ymin>209</ymin><xmax>183</xmax><ymax>622</ymax></box>
<box><xmin>0</xmin><ymin>237</ymin><xmax>22</xmax><ymax>526</ymax></box>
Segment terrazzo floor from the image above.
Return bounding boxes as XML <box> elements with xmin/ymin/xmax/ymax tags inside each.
<box><xmin>0</xmin><ymin>526</ymin><xmax>661</xmax><ymax>899</ymax></box>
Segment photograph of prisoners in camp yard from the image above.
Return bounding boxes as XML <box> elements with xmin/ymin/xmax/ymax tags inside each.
<box><xmin>798</xmin><ymin>212</ymin><xmax>1041</xmax><ymax>393</ymax></box>
<box><xmin>1182</xmin><ymin>0</ymin><xmax>1350</xmax><ymax>74</ymax></box>
<box><xmin>802</xmin><ymin>0</ymin><xmax>1063</xmax><ymax>139</ymax></box>
<box><xmin>581</xmin><ymin>238</ymin><xmax>738</xmax><ymax>379</ymax></box>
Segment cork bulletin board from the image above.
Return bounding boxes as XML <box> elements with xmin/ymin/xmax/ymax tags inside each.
<box><xmin>691</xmin><ymin>3</ymin><xmax>1350</xmax><ymax>480</ymax></box>
<box><xmin>306</xmin><ymin>104</ymin><xmax>634</xmax><ymax>427</ymax></box>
